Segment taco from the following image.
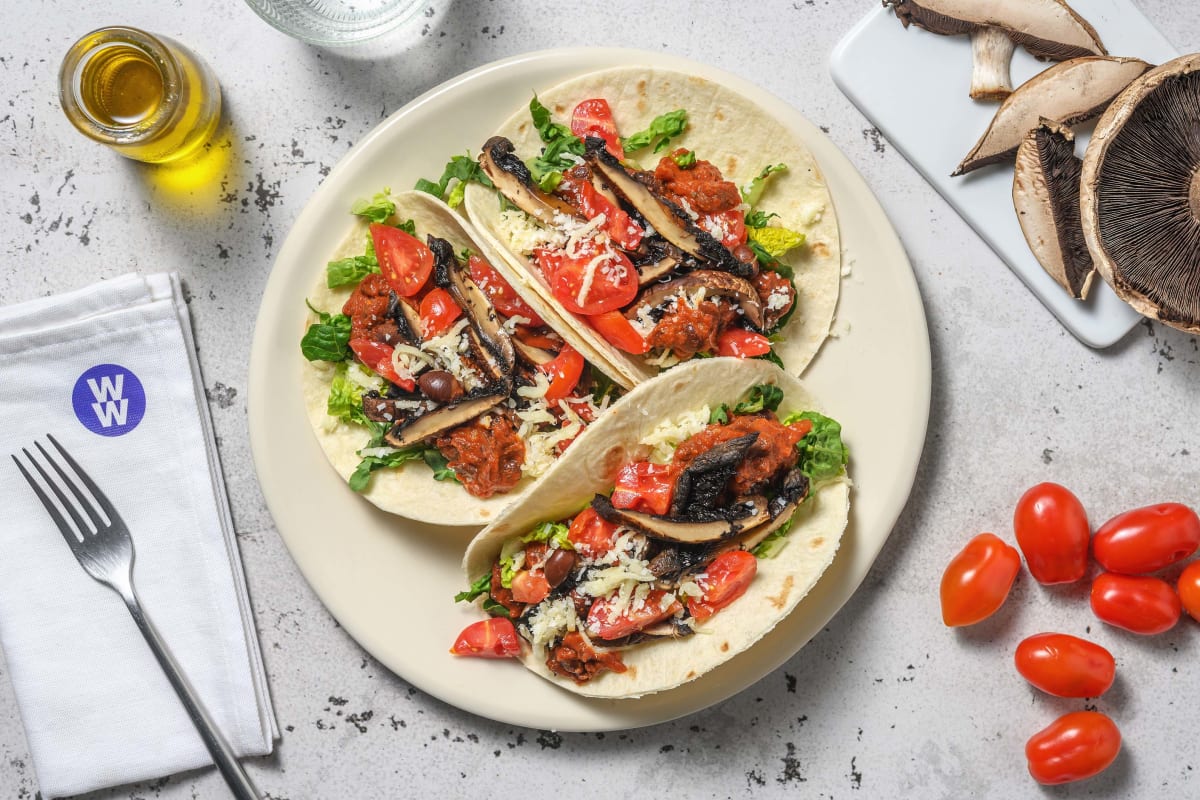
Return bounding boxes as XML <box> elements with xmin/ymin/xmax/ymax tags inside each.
<box><xmin>452</xmin><ymin>358</ymin><xmax>850</xmax><ymax>698</ymax></box>
<box><xmin>462</xmin><ymin>68</ymin><xmax>842</xmax><ymax>389</ymax></box>
<box><xmin>300</xmin><ymin>190</ymin><xmax>621</xmax><ymax>526</ymax></box>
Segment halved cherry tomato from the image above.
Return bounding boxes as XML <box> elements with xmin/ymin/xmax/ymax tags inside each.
<box><xmin>534</xmin><ymin>242</ymin><xmax>639</xmax><ymax>316</ymax></box>
<box><xmin>450</xmin><ymin>617</ymin><xmax>521</xmax><ymax>658</ymax></box>
<box><xmin>418</xmin><ymin>287</ymin><xmax>462</xmax><ymax>338</ymax></box>
<box><xmin>1090</xmin><ymin>572</ymin><xmax>1181</xmax><ymax>634</ymax></box>
<box><xmin>1014</xmin><ymin>633</ymin><xmax>1115</xmax><ymax>698</ymax></box>
<box><xmin>467</xmin><ymin>255</ymin><xmax>545</xmax><ymax>326</ymax></box>
<box><xmin>1013</xmin><ymin>482</ymin><xmax>1090</xmax><ymax>584</ymax></box>
<box><xmin>716</xmin><ymin>328</ymin><xmax>772</xmax><ymax>358</ymax></box>
<box><xmin>538</xmin><ymin>344</ymin><xmax>585</xmax><ymax>401</ymax></box>
<box><xmin>1025</xmin><ymin>711</ymin><xmax>1121</xmax><ymax>785</ymax></box>
<box><xmin>1179</xmin><ymin>561</ymin><xmax>1200</xmax><ymax>621</ymax></box>
<box><xmin>510</xmin><ymin>570</ymin><xmax>550</xmax><ymax>605</ymax></box>
<box><xmin>348</xmin><ymin>338</ymin><xmax>414</xmax><ymax>390</ymax></box>
<box><xmin>370</xmin><ymin>223</ymin><xmax>433</xmax><ymax>298</ymax></box>
<box><xmin>687</xmin><ymin>550</ymin><xmax>758</xmax><ymax>622</ymax></box>
<box><xmin>570</xmin><ymin>98</ymin><xmax>625</xmax><ymax>161</ymax></box>
<box><xmin>558</xmin><ymin>172</ymin><xmax>643</xmax><ymax>251</ymax></box>
<box><xmin>698</xmin><ymin>208</ymin><xmax>748</xmax><ymax>248</ymax></box>
<box><xmin>940</xmin><ymin>532</ymin><xmax>1021</xmax><ymax>627</ymax></box>
<box><xmin>567</xmin><ymin>507</ymin><xmax>618</xmax><ymax>559</ymax></box>
<box><xmin>587</xmin><ymin>588</ymin><xmax>682</xmax><ymax>640</ymax></box>
<box><xmin>588</xmin><ymin>310</ymin><xmax>648</xmax><ymax>354</ymax></box>
<box><xmin>610</xmin><ymin>460</ymin><xmax>676</xmax><ymax>516</ymax></box>
<box><xmin>1092</xmin><ymin>502</ymin><xmax>1200</xmax><ymax>575</ymax></box>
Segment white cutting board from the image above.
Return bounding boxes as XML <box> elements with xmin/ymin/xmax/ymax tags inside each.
<box><xmin>830</xmin><ymin>1</ymin><xmax>1179</xmax><ymax>348</ymax></box>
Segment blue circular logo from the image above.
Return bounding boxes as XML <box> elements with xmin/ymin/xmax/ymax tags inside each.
<box><xmin>72</xmin><ymin>364</ymin><xmax>146</xmax><ymax>436</ymax></box>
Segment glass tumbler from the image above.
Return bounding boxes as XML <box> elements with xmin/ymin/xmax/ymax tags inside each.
<box><xmin>242</xmin><ymin>0</ymin><xmax>432</xmax><ymax>46</ymax></box>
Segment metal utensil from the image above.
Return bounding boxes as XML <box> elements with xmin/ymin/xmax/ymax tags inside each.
<box><xmin>12</xmin><ymin>434</ymin><xmax>259</xmax><ymax>800</ymax></box>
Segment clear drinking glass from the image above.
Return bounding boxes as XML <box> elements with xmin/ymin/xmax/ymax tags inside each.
<box><xmin>242</xmin><ymin>0</ymin><xmax>432</xmax><ymax>46</ymax></box>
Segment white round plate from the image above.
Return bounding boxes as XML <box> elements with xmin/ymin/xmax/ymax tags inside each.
<box><xmin>248</xmin><ymin>47</ymin><xmax>931</xmax><ymax>731</ymax></box>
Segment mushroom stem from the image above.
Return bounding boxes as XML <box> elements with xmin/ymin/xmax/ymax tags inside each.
<box><xmin>970</xmin><ymin>27</ymin><xmax>1016</xmax><ymax>101</ymax></box>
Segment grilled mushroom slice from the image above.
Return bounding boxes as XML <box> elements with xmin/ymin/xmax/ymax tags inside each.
<box><xmin>669</xmin><ymin>433</ymin><xmax>759</xmax><ymax>517</ymax></box>
<box><xmin>955</xmin><ymin>56</ymin><xmax>1152</xmax><ymax>175</ymax></box>
<box><xmin>583</xmin><ymin>138</ymin><xmax>748</xmax><ymax>276</ymax></box>
<box><xmin>388</xmin><ymin>293</ymin><xmax>423</xmax><ymax>344</ymax></box>
<box><xmin>626</xmin><ymin>270</ymin><xmax>765</xmax><ymax>331</ymax></box>
<box><xmin>591</xmin><ymin>493</ymin><xmax>771</xmax><ymax>544</ymax></box>
<box><xmin>630</xmin><ymin>239</ymin><xmax>683</xmax><ymax>286</ymax></box>
<box><xmin>429</xmin><ymin>235</ymin><xmax>515</xmax><ymax>375</ymax></box>
<box><xmin>1080</xmin><ymin>54</ymin><xmax>1200</xmax><ymax>334</ymax></box>
<box><xmin>383</xmin><ymin>381</ymin><xmax>511</xmax><ymax>449</ymax></box>
<box><xmin>511</xmin><ymin>337</ymin><xmax>556</xmax><ymax>366</ymax></box>
<box><xmin>884</xmin><ymin>0</ymin><xmax>1106</xmax><ymax>101</ymax></box>
<box><xmin>478</xmin><ymin>136</ymin><xmax>583</xmax><ymax>226</ymax></box>
<box><xmin>1013</xmin><ymin>119</ymin><xmax>1094</xmax><ymax>299</ymax></box>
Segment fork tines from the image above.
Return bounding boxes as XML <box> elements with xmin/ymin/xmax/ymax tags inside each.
<box><xmin>12</xmin><ymin>434</ymin><xmax>116</xmax><ymax>548</ymax></box>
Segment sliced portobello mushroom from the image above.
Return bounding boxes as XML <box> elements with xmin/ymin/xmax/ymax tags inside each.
<box><xmin>1013</xmin><ymin>119</ymin><xmax>1095</xmax><ymax>299</ymax></box>
<box><xmin>511</xmin><ymin>337</ymin><xmax>556</xmax><ymax>366</ymax></box>
<box><xmin>1080</xmin><ymin>54</ymin><xmax>1200</xmax><ymax>334</ymax></box>
<box><xmin>583</xmin><ymin>138</ymin><xmax>748</xmax><ymax>277</ymax></box>
<box><xmin>629</xmin><ymin>239</ymin><xmax>683</xmax><ymax>286</ymax></box>
<box><xmin>954</xmin><ymin>56</ymin><xmax>1152</xmax><ymax>175</ymax></box>
<box><xmin>478</xmin><ymin>136</ymin><xmax>584</xmax><ymax>226</ymax></box>
<box><xmin>429</xmin><ymin>235</ymin><xmax>516</xmax><ymax>376</ymax></box>
<box><xmin>591</xmin><ymin>493</ymin><xmax>770</xmax><ymax>544</ymax></box>
<box><xmin>669</xmin><ymin>433</ymin><xmax>759</xmax><ymax>517</ymax></box>
<box><xmin>383</xmin><ymin>381</ymin><xmax>511</xmax><ymax>449</ymax></box>
<box><xmin>387</xmin><ymin>293</ymin><xmax>423</xmax><ymax>344</ymax></box>
<box><xmin>626</xmin><ymin>270</ymin><xmax>765</xmax><ymax>331</ymax></box>
<box><xmin>884</xmin><ymin>0</ymin><xmax>1106</xmax><ymax>101</ymax></box>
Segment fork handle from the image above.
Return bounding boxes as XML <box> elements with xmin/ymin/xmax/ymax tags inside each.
<box><xmin>120</xmin><ymin>590</ymin><xmax>260</xmax><ymax>800</ymax></box>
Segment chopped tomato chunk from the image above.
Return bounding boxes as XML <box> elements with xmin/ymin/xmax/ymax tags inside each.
<box><xmin>450</xmin><ymin>618</ymin><xmax>521</xmax><ymax>658</ymax></box>
<box><xmin>686</xmin><ymin>550</ymin><xmax>757</xmax><ymax>622</ymax></box>
<box><xmin>716</xmin><ymin>328</ymin><xmax>772</xmax><ymax>358</ymax></box>
<box><xmin>567</xmin><ymin>507</ymin><xmax>619</xmax><ymax>559</ymax></box>
<box><xmin>510</xmin><ymin>570</ymin><xmax>550</xmax><ymax>605</ymax></box>
<box><xmin>587</xmin><ymin>589</ymin><xmax>683</xmax><ymax>640</ymax></box>
<box><xmin>538</xmin><ymin>344</ymin><xmax>585</xmax><ymax>401</ymax></box>
<box><xmin>611</xmin><ymin>460</ymin><xmax>676</xmax><ymax>516</ymax></box>
<box><xmin>534</xmin><ymin>240</ymin><xmax>638</xmax><ymax>316</ymax></box>
<box><xmin>588</xmin><ymin>310</ymin><xmax>648</xmax><ymax>354</ymax></box>
<box><xmin>418</xmin><ymin>287</ymin><xmax>462</xmax><ymax>338</ymax></box>
<box><xmin>348</xmin><ymin>338</ymin><xmax>413</xmax><ymax>390</ymax></box>
<box><xmin>468</xmin><ymin>255</ymin><xmax>545</xmax><ymax>326</ymax></box>
<box><xmin>370</xmin><ymin>223</ymin><xmax>433</xmax><ymax>298</ymax></box>
<box><xmin>570</xmin><ymin>98</ymin><xmax>625</xmax><ymax>160</ymax></box>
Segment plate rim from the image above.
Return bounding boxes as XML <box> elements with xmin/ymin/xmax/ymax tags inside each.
<box><xmin>247</xmin><ymin>45</ymin><xmax>932</xmax><ymax>731</ymax></box>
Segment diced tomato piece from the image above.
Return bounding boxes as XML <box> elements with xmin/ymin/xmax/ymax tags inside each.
<box><xmin>716</xmin><ymin>328</ymin><xmax>772</xmax><ymax>358</ymax></box>
<box><xmin>587</xmin><ymin>589</ymin><xmax>683</xmax><ymax>640</ymax></box>
<box><xmin>348</xmin><ymin>338</ymin><xmax>414</xmax><ymax>390</ymax></box>
<box><xmin>567</xmin><ymin>507</ymin><xmax>619</xmax><ymax>559</ymax></box>
<box><xmin>510</xmin><ymin>570</ymin><xmax>551</xmax><ymax>605</ymax></box>
<box><xmin>570</xmin><ymin>98</ymin><xmax>625</xmax><ymax>160</ymax></box>
<box><xmin>698</xmin><ymin>208</ymin><xmax>747</xmax><ymax>248</ymax></box>
<box><xmin>686</xmin><ymin>550</ymin><xmax>757</xmax><ymax>622</ymax></box>
<box><xmin>534</xmin><ymin>241</ymin><xmax>639</xmax><ymax>316</ymax></box>
<box><xmin>418</xmin><ymin>287</ymin><xmax>462</xmax><ymax>338</ymax></box>
<box><xmin>513</xmin><ymin>327</ymin><xmax>562</xmax><ymax>351</ymax></box>
<box><xmin>467</xmin><ymin>255</ymin><xmax>545</xmax><ymax>326</ymax></box>
<box><xmin>561</xmin><ymin>396</ymin><xmax>599</xmax><ymax>423</ymax></box>
<box><xmin>611</xmin><ymin>460</ymin><xmax>676</xmax><ymax>516</ymax></box>
<box><xmin>588</xmin><ymin>310</ymin><xmax>648</xmax><ymax>354</ymax></box>
<box><xmin>538</xmin><ymin>344</ymin><xmax>585</xmax><ymax>401</ymax></box>
<box><xmin>370</xmin><ymin>223</ymin><xmax>433</xmax><ymax>298</ymax></box>
<box><xmin>450</xmin><ymin>617</ymin><xmax>521</xmax><ymax>658</ymax></box>
<box><xmin>559</xmin><ymin>172</ymin><xmax>643</xmax><ymax>251</ymax></box>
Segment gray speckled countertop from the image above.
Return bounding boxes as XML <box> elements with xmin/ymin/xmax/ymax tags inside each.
<box><xmin>3</xmin><ymin>1</ymin><xmax>1200</xmax><ymax>798</ymax></box>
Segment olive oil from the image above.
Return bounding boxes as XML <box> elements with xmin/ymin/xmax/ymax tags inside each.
<box><xmin>59</xmin><ymin>27</ymin><xmax>221</xmax><ymax>164</ymax></box>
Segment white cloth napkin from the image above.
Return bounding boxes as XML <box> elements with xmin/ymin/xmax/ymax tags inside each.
<box><xmin>0</xmin><ymin>273</ymin><xmax>277</xmax><ymax>798</ymax></box>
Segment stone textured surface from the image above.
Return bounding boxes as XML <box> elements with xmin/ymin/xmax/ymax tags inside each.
<box><xmin>2</xmin><ymin>1</ymin><xmax>1199</xmax><ymax>798</ymax></box>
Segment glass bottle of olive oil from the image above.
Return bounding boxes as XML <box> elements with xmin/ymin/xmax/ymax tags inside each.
<box><xmin>59</xmin><ymin>27</ymin><xmax>221</xmax><ymax>164</ymax></box>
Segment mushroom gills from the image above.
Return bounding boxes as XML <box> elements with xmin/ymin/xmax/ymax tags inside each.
<box><xmin>954</xmin><ymin>56</ymin><xmax>1152</xmax><ymax>175</ymax></box>
<box><xmin>1013</xmin><ymin>120</ymin><xmax>1094</xmax><ymax>299</ymax></box>
<box><xmin>477</xmin><ymin>136</ymin><xmax>583</xmax><ymax>226</ymax></box>
<box><xmin>591</xmin><ymin>493</ymin><xmax>771</xmax><ymax>545</ymax></box>
<box><xmin>583</xmin><ymin>138</ymin><xmax>749</xmax><ymax>277</ymax></box>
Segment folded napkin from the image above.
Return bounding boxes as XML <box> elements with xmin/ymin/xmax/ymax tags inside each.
<box><xmin>0</xmin><ymin>274</ymin><xmax>277</xmax><ymax>798</ymax></box>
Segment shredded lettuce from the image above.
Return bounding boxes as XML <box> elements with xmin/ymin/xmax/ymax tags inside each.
<box><xmin>527</xmin><ymin>94</ymin><xmax>585</xmax><ymax>191</ymax></box>
<box><xmin>734</xmin><ymin>384</ymin><xmax>784</xmax><ymax>415</ymax></box>
<box><xmin>622</xmin><ymin>109</ymin><xmax>688</xmax><ymax>153</ymax></box>
<box><xmin>415</xmin><ymin>155</ymin><xmax>494</xmax><ymax>208</ymax></box>
<box><xmin>523</xmin><ymin>521</ymin><xmax>572</xmax><ymax>550</ymax></box>
<box><xmin>741</xmin><ymin>163</ymin><xmax>787</xmax><ymax>206</ymax></box>
<box><xmin>348</xmin><ymin>446</ymin><xmax>428</xmax><ymax>492</ymax></box>
<box><xmin>749</xmin><ymin>226</ymin><xmax>806</xmax><ymax>259</ymax></box>
<box><xmin>752</xmin><ymin>515</ymin><xmax>795</xmax><ymax>558</ymax></box>
<box><xmin>300</xmin><ymin>302</ymin><xmax>351</xmax><ymax>362</ymax></box>
<box><xmin>326</xmin><ymin>367</ymin><xmax>369</xmax><ymax>425</ymax></box>
<box><xmin>784</xmin><ymin>411</ymin><xmax>849</xmax><ymax>482</ymax></box>
<box><xmin>455</xmin><ymin>573</ymin><xmax>491</xmax><ymax>603</ymax></box>
<box><xmin>350</xmin><ymin>189</ymin><xmax>397</xmax><ymax>223</ymax></box>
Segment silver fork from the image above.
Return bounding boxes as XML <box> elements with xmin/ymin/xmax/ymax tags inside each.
<box><xmin>12</xmin><ymin>435</ymin><xmax>259</xmax><ymax>800</ymax></box>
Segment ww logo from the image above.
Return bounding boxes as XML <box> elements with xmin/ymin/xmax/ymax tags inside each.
<box><xmin>72</xmin><ymin>364</ymin><xmax>146</xmax><ymax>437</ymax></box>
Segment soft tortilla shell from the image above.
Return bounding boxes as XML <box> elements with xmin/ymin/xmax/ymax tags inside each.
<box><xmin>462</xmin><ymin>357</ymin><xmax>850</xmax><ymax>698</ymax></box>
<box><xmin>463</xmin><ymin>67</ymin><xmax>842</xmax><ymax>387</ymax></box>
<box><xmin>301</xmin><ymin>192</ymin><xmax>535</xmax><ymax>525</ymax></box>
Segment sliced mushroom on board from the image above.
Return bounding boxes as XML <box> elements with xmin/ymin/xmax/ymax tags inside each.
<box><xmin>1013</xmin><ymin>119</ymin><xmax>1095</xmax><ymax>299</ymax></box>
<box><xmin>883</xmin><ymin>0</ymin><xmax>1106</xmax><ymax>100</ymax></box>
<box><xmin>954</xmin><ymin>56</ymin><xmax>1153</xmax><ymax>175</ymax></box>
<box><xmin>1080</xmin><ymin>53</ymin><xmax>1200</xmax><ymax>334</ymax></box>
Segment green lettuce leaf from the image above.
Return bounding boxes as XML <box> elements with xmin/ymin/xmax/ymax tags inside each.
<box><xmin>783</xmin><ymin>411</ymin><xmax>849</xmax><ymax>482</ymax></box>
<box><xmin>734</xmin><ymin>384</ymin><xmax>784</xmax><ymax>415</ymax></box>
<box><xmin>300</xmin><ymin>302</ymin><xmax>351</xmax><ymax>362</ymax></box>
<box><xmin>414</xmin><ymin>155</ymin><xmax>494</xmax><ymax>208</ymax></box>
<box><xmin>740</xmin><ymin>163</ymin><xmax>788</xmax><ymax>206</ymax></box>
<box><xmin>622</xmin><ymin>109</ymin><xmax>688</xmax><ymax>153</ymax></box>
<box><xmin>350</xmin><ymin>190</ymin><xmax>397</xmax><ymax>223</ymax></box>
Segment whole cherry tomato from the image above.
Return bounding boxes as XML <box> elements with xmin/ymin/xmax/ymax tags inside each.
<box><xmin>370</xmin><ymin>223</ymin><xmax>433</xmax><ymax>298</ymax></box>
<box><xmin>1179</xmin><ymin>561</ymin><xmax>1200</xmax><ymax>621</ymax></box>
<box><xmin>1092</xmin><ymin>502</ymin><xmax>1200</xmax><ymax>575</ymax></box>
<box><xmin>1014</xmin><ymin>633</ymin><xmax>1115</xmax><ymax>698</ymax></box>
<box><xmin>1025</xmin><ymin>711</ymin><xmax>1121</xmax><ymax>785</ymax></box>
<box><xmin>1013</xmin><ymin>482</ymin><xmax>1090</xmax><ymax>584</ymax></box>
<box><xmin>940</xmin><ymin>532</ymin><xmax>1022</xmax><ymax>627</ymax></box>
<box><xmin>1090</xmin><ymin>572</ymin><xmax>1181</xmax><ymax>635</ymax></box>
<box><xmin>450</xmin><ymin>618</ymin><xmax>521</xmax><ymax>658</ymax></box>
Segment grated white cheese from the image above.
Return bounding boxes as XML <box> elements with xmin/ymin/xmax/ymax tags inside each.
<box><xmin>766</xmin><ymin>287</ymin><xmax>791</xmax><ymax>312</ymax></box>
<box><xmin>640</xmin><ymin>406</ymin><xmax>712</xmax><ymax>464</ymax></box>
<box><xmin>497</xmin><ymin>209</ymin><xmax>565</xmax><ymax>254</ymax></box>
<box><xmin>524</xmin><ymin>596</ymin><xmax>579</xmax><ymax>646</ymax></box>
<box><xmin>345</xmin><ymin>362</ymin><xmax>385</xmax><ymax>392</ymax></box>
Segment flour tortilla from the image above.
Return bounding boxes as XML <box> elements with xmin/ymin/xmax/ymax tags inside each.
<box><xmin>301</xmin><ymin>191</ymin><xmax>580</xmax><ymax>526</ymax></box>
<box><xmin>463</xmin><ymin>67</ymin><xmax>842</xmax><ymax>388</ymax></box>
<box><xmin>461</xmin><ymin>358</ymin><xmax>850</xmax><ymax>698</ymax></box>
